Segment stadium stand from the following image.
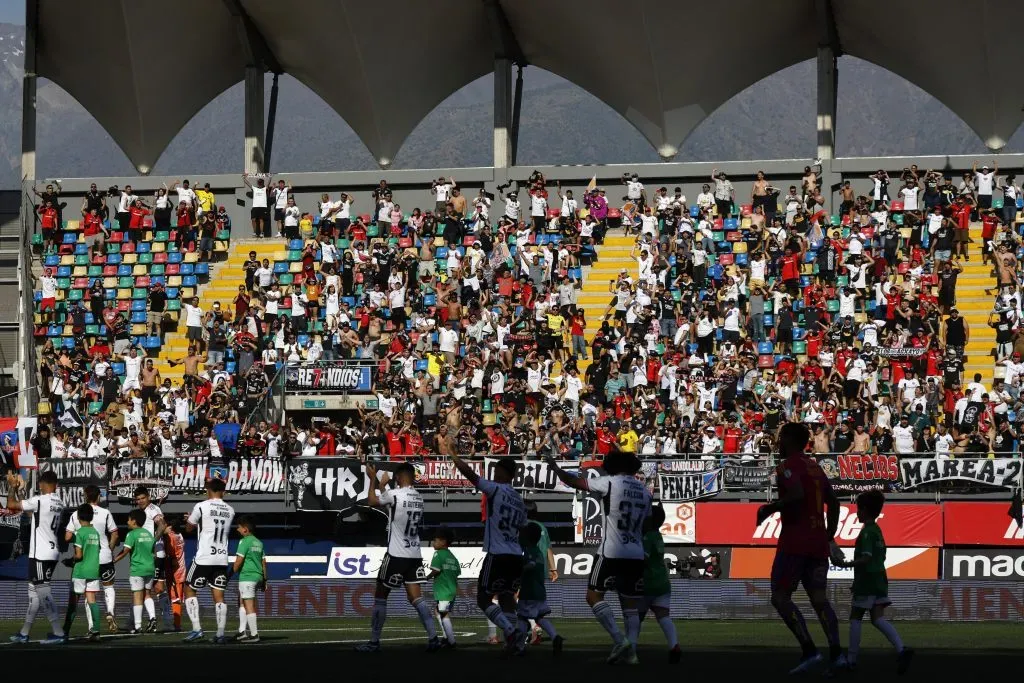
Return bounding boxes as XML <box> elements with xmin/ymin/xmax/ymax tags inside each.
<box><xmin>28</xmin><ymin>165</ymin><xmax>1024</xmax><ymax>460</ymax></box>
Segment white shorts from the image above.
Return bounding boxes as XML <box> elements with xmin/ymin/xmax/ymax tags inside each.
<box><xmin>642</xmin><ymin>593</ymin><xmax>671</xmax><ymax>612</ymax></box>
<box><xmin>851</xmin><ymin>595</ymin><xmax>892</xmax><ymax>610</ymax></box>
<box><xmin>73</xmin><ymin>578</ymin><xmax>100</xmax><ymax>594</ymax></box>
<box><xmin>516</xmin><ymin>599</ymin><xmax>551</xmax><ymax>620</ymax></box>
<box><xmin>239</xmin><ymin>581</ymin><xmax>258</xmax><ymax>600</ymax></box>
<box><xmin>129</xmin><ymin>575</ymin><xmax>154</xmax><ymax>592</ymax></box>
<box><xmin>122</xmin><ymin>378</ymin><xmax>141</xmax><ymax>393</ymax></box>
<box><xmin>436</xmin><ymin>600</ymin><xmax>454</xmax><ymax>614</ymax></box>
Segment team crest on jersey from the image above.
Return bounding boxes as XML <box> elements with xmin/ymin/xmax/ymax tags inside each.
<box><xmin>92</xmin><ymin>462</ymin><xmax>107</xmax><ymax>479</ymax></box>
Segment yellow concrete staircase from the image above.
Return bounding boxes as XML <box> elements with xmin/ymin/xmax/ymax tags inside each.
<box><xmin>153</xmin><ymin>239</ymin><xmax>286</xmax><ymax>382</ymax></box>
<box><xmin>954</xmin><ymin>223</ymin><xmax>997</xmax><ymax>384</ymax></box>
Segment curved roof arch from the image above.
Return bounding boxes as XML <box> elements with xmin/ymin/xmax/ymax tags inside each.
<box><xmin>833</xmin><ymin>0</ymin><xmax>1024</xmax><ymax>150</ymax></box>
<box><xmin>31</xmin><ymin>0</ymin><xmax>1024</xmax><ymax>171</ymax></box>
<box><xmin>36</xmin><ymin>0</ymin><xmax>246</xmax><ymax>173</ymax></box>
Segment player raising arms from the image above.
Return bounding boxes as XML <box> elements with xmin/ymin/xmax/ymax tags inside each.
<box><xmin>6</xmin><ymin>471</ymin><xmax>66</xmax><ymax>644</ymax></box>
<box><xmin>448</xmin><ymin>454</ymin><xmax>527</xmax><ymax>653</ymax></box>
<box><xmin>756</xmin><ymin>422</ymin><xmax>844</xmax><ymax>674</ymax></box>
<box><xmin>65</xmin><ymin>485</ymin><xmax>119</xmax><ymax>634</ymax></box>
<box><xmin>182</xmin><ymin>478</ymin><xmax>236</xmax><ymax>644</ymax></box>
<box><xmin>547</xmin><ymin>451</ymin><xmax>651</xmax><ymax>665</ymax></box>
<box><xmin>356</xmin><ymin>463</ymin><xmax>440</xmax><ymax>652</ymax></box>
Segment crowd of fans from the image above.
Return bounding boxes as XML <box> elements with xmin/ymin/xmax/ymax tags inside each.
<box><xmin>28</xmin><ymin>161</ymin><xmax>1024</xmax><ymax>465</ymax></box>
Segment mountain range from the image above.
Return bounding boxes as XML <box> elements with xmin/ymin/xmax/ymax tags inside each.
<box><xmin>0</xmin><ymin>21</ymin><xmax>1020</xmax><ymax>187</ymax></box>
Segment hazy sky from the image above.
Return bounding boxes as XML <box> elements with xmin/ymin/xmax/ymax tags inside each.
<box><xmin>0</xmin><ymin>0</ymin><xmax>22</xmax><ymax>25</ymax></box>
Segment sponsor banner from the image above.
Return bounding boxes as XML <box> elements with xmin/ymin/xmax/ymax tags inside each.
<box><xmin>900</xmin><ymin>458</ymin><xmax>1022</xmax><ymax>490</ymax></box>
<box><xmin>695</xmin><ymin>502</ymin><xmax>942</xmax><ymax>547</ymax></box>
<box><xmin>110</xmin><ymin>458</ymin><xmax>174</xmax><ymax>503</ymax></box>
<box><xmin>573</xmin><ymin>495</ymin><xmax>603</xmax><ymax>546</ymax></box>
<box><xmin>722</xmin><ymin>464</ymin><xmax>772</xmax><ymax>489</ymax></box>
<box><xmin>0</xmin><ymin>417</ymin><xmax>37</xmax><ymax>469</ymax></box>
<box><xmin>945</xmin><ymin>549</ymin><xmax>1024</xmax><ymax>580</ymax></box>
<box><xmin>285</xmin><ymin>363</ymin><xmax>374</xmax><ymax>393</ymax></box>
<box><xmin>658</xmin><ymin>469</ymin><xmax>722</xmax><ymax>502</ymax></box>
<box><xmin>0</xmin><ymin>476</ymin><xmax>22</xmax><ymax>529</ymax></box>
<box><xmin>418</xmin><ymin>459</ymin><xmax>479</xmax><ymax>488</ymax></box>
<box><xmin>875</xmin><ymin>347</ymin><xmax>926</xmax><ymax>358</ymax></box>
<box><xmin>326</xmin><ymin>545</ymin><xmax>729</xmax><ymax>580</ymax></box>
<box><xmin>660</xmin><ymin>502</ymin><xmax>697</xmax><ymax>544</ymax></box>
<box><xmin>482</xmin><ymin>459</ymin><xmax>578</xmax><ymax>493</ymax></box>
<box><xmin>575</xmin><ymin>500</ymin><xmax>695</xmax><ymax>545</ymax></box>
<box><xmin>944</xmin><ymin>502</ymin><xmax>1024</xmax><ymax>546</ymax></box>
<box><xmin>172</xmin><ymin>457</ymin><xmax>286</xmax><ymax>494</ymax></box>
<box><xmin>729</xmin><ymin>547</ymin><xmax>939</xmax><ymax>580</ymax></box>
<box><xmin>659</xmin><ymin>460</ymin><xmax>718</xmax><ymax>473</ymax></box>
<box><xmin>815</xmin><ymin>454</ymin><xmax>900</xmax><ymax>492</ymax></box>
<box><xmin>288</xmin><ymin>458</ymin><xmax>403</xmax><ymax>512</ymax></box>
<box><xmin>38</xmin><ymin>459</ymin><xmax>107</xmax><ymax>507</ymax></box>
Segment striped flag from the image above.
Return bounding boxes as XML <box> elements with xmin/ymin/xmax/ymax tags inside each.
<box><xmin>586</xmin><ymin>175</ymin><xmax>597</xmax><ymax>192</ymax></box>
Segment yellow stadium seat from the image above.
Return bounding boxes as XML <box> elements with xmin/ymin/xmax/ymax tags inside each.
<box><xmin>131</xmin><ymin>324</ymin><xmax>147</xmax><ymax>335</ymax></box>
<box><xmin>740</xmin><ymin>218</ymin><xmax>752</xmax><ymax>229</ymax></box>
<box><xmin>103</xmin><ymin>277</ymin><xmax>117</xmax><ymax>288</ymax></box>
<box><xmin>733</xmin><ymin>242</ymin><xmax>747</xmax><ymax>254</ymax></box>
<box><xmin>214</xmin><ymin>240</ymin><xmax>229</xmax><ymax>252</ymax></box>
<box><xmin>184</xmin><ymin>251</ymin><xmax>199</xmax><ymax>264</ymax></box>
<box><xmin>181</xmin><ymin>287</ymin><xmax>195</xmax><ymax>299</ymax></box>
<box><xmin>122</xmin><ymin>253</ymin><xmax>137</xmax><ymax>265</ymax></box>
<box><xmin>116</xmin><ymin>288</ymin><xmax>131</xmax><ymax>299</ymax></box>
<box><xmin>151</xmin><ymin>242</ymin><xmax>165</xmax><ymax>253</ymax></box>
<box><xmin>60</xmin><ymin>255</ymin><xmax>74</xmax><ymax>266</ymax></box>
<box><xmin>900</xmin><ymin>228</ymin><xmax>912</xmax><ymax>240</ymax></box>
<box><xmin>72</xmin><ymin>266</ymin><xmax>87</xmax><ymax>276</ymax></box>
<box><xmin>133</xmin><ymin>265</ymin><xmax>147</xmax><ymax>276</ymax></box>
<box><xmin>289</xmin><ymin>262</ymin><xmax>302</xmax><ymax>273</ymax></box>
<box><xmin>65</xmin><ymin>220</ymin><xmax>80</xmax><ymax>230</ymax></box>
<box><xmin>167</xmin><ymin>276</ymin><xmax>182</xmax><ymax>287</ymax></box>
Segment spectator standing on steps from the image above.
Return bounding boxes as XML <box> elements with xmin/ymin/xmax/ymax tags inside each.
<box><xmin>243</xmin><ymin>173</ymin><xmax>271</xmax><ymax>238</ymax></box>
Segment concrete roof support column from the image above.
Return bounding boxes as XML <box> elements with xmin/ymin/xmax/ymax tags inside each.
<box><xmin>244</xmin><ymin>66</ymin><xmax>265</xmax><ymax>174</ymax></box>
<box><xmin>21</xmin><ymin>0</ymin><xmax>38</xmax><ymax>183</ymax></box>
<box><xmin>816</xmin><ymin>45</ymin><xmax>837</xmax><ymax>161</ymax></box>
<box><xmin>494</xmin><ymin>58</ymin><xmax>513</xmax><ymax>170</ymax></box>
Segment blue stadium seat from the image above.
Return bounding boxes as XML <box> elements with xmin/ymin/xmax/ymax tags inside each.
<box><xmin>179</xmin><ymin>264</ymin><xmax>194</xmax><ymax>275</ymax></box>
<box><xmin>182</xmin><ymin>275</ymin><xmax>197</xmax><ymax>287</ymax></box>
<box><xmin>130</xmin><ymin>312</ymin><xmax>146</xmax><ymax>323</ymax></box>
<box><xmin>44</xmin><ymin>255</ymin><xmax>59</xmax><ymax>267</ymax></box>
<box><xmin>130</xmin><ymin>300</ymin><xmax>146</xmax><ymax>312</ymax></box>
<box><xmin>194</xmin><ymin>263</ymin><xmax>210</xmax><ymax>276</ymax></box>
<box><xmin>56</xmin><ymin>266</ymin><xmax>71</xmax><ymax>277</ymax></box>
<box><xmin>167</xmin><ymin>252</ymin><xmax>183</xmax><ymax>264</ymax></box>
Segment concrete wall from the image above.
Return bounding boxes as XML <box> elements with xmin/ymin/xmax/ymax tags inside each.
<box><xmin>26</xmin><ymin>154</ymin><xmax>1024</xmax><ymax>238</ymax></box>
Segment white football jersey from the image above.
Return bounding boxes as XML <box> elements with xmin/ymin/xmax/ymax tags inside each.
<box><xmin>141</xmin><ymin>502</ymin><xmax>163</xmax><ymax>536</ymax></box>
<box><xmin>478</xmin><ymin>479</ymin><xmax>525</xmax><ymax>556</ymax></box>
<box><xmin>378</xmin><ymin>486</ymin><xmax>424</xmax><ymax>559</ymax></box>
<box><xmin>588</xmin><ymin>474</ymin><xmax>651</xmax><ymax>560</ymax></box>
<box><xmin>188</xmin><ymin>498</ymin><xmax>235</xmax><ymax>566</ymax></box>
<box><xmin>22</xmin><ymin>493</ymin><xmax>65</xmax><ymax>562</ymax></box>
<box><xmin>67</xmin><ymin>504</ymin><xmax>116</xmax><ymax>564</ymax></box>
